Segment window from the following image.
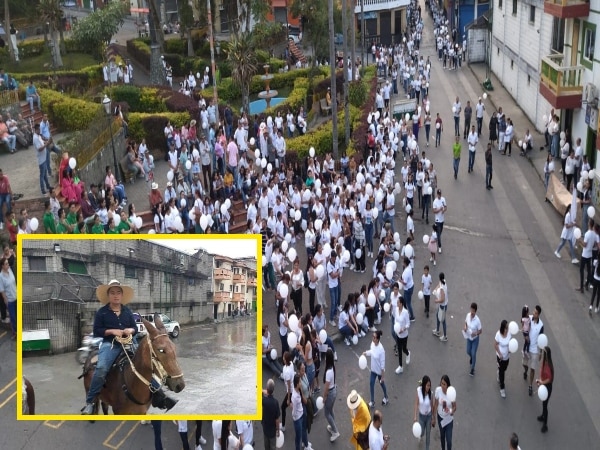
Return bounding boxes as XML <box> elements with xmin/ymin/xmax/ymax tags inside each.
<box><xmin>124</xmin><ymin>265</ymin><xmax>136</xmax><ymax>279</ymax></box>
<box><xmin>584</xmin><ymin>27</ymin><xmax>596</xmax><ymax>62</ymax></box>
<box><xmin>527</xmin><ymin>75</ymin><xmax>531</xmax><ymax>85</ymax></box>
<box><xmin>499</xmin><ymin>0</ymin><xmax>502</xmax><ymax>9</ymax></box>
<box><xmin>62</xmin><ymin>258</ymin><xmax>86</xmax><ymax>274</ymax></box>
<box><xmin>229</xmin><ymin>285</ymin><xmax>233</xmax><ymax>292</ymax></box>
<box><xmin>511</xmin><ymin>60</ymin><xmax>514</xmax><ymax>69</ymax></box>
<box><xmin>235</xmin><ymin>285</ymin><xmax>239</xmax><ymax>292</ymax></box>
<box><xmin>529</xmin><ymin>5</ymin><xmax>535</xmax><ymax>24</ymax></box>
<box><xmin>28</xmin><ymin>256</ymin><xmax>47</xmax><ymax>272</ymax></box>
<box><xmin>551</xmin><ymin>18</ymin><xmax>565</xmax><ymax>53</ymax></box>
<box><xmin>219</xmin><ymin>283</ymin><xmax>224</xmax><ymax>291</ymax></box>
<box><xmin>512</xmin><ymin>0</ymin><xmax>517</xmax><ymax>15</ymax></box>
<box><xmin>188</xmin><ymin>278</ymin><xmax>195</xmax><ymax>286</ymax></box>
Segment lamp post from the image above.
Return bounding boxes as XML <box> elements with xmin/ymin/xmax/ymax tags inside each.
<box><xmin>102</xmin><ymin>95</ymin><xmax>121</xmax><ymax>184</ymax></box>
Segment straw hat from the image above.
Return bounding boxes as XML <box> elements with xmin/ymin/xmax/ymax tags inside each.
<box><xmin>347</xmin><ymin>390</ymin><xmax>363</xmax><ymax>410</ymax></box>
<box><xmin>96</xmin><ymin>279</ymin><xmax>134</xmax><ymax>305</ymax></box>
<box><xmin>151</xmin><ymin>182</ymin><xmax>159</xmax><ymax>190</ymax></box>
<box><xmin>167</xmin><ymin>181</ymin><xmax>173</xmax><ymax>187</ymax></box>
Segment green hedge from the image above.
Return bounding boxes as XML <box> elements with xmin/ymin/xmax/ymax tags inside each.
<box><xmin>39</xmin><ymin>88</ymin><xmax>100</xmax><ymax>131</ymax></box>
<box><xmin>128</xmin><ymin>112</ymin><xmax>190</xmax><ymax>150</ymax></box>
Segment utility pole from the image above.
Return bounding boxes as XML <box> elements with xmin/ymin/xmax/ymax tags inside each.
<box><xmin>207</xmin><ymin>0</ymin><xmax>220</xmax><ymax>127</ymax></box>
<box><xmin>328</xmin><ymin>0</ymin><xmax>338</xmax><ymax>159</ymax></box>
<box><xmin>342</xmin><ymin>0</ymin><xmax>350</xmax><ymax>146</ymax></box>
<box><xmin>351</xmin><ymin>0</ymin><xmax>356</xmax><ymax>81</ymax></box>
<box><xmin>361</xmin><ymin>0</ymin><xmax>365</xmax><ymax>67</ymax></box>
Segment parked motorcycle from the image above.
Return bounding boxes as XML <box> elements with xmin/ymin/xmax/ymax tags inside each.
<box><xmin>76</xmin><ymin>333</ymin><xmax>103</xmax><ymax>365</ymax></box>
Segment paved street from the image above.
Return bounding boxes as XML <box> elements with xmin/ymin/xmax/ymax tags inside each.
<box><xmin>0</xmin><ymin>2</ymin><xmax>600</xmax><ymax>450</ymax></box>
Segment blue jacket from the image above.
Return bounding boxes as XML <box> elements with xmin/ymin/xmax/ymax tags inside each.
<box><xmin>93</xmin><ymin>303</ymin><xmax>137</xmax><ymax>342</ymax></box>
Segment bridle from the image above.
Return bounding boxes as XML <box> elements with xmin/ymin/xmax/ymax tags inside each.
<box><xmin>117</xmin><ymin>332</ymin><xmax>183</xmax><ymax>405</ymax></box>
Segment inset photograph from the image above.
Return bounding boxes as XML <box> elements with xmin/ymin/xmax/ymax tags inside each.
<box><xmin>18</xmin><ymin>236</ymin><xmax>260</xmax><ymax>419</ymax></box>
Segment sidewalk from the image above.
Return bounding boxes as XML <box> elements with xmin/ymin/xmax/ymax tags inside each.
<box><xmin>468</xmin><ymin>62</ymin><xmax>548</xmax><ymax>186</ymax></box>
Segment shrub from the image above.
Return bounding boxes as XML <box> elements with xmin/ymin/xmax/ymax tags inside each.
<box><xmin>126</xmin><ymin>39</ymin><xmax>151</xmax><ymax>70</ymax></box>
<box><xmin>348</xmin><ymin>80</ymin><xmax>367</xmax><ymax>108</ymax></box>
<box><xmin>165</xmin><ymin>39</ymin><xmax>187</xmax><ymax>55</ymax></box>
<box><xmin>17</xmin><ymin>39</ymin><xmax>47</xmax><ymax>58</ymax></box>
<box><xmin>350</xmin><ymin>77</ymin><xmax>377</xmax><ymax>158</ymax></box>
<box><xmin>111</xmin><ymin>85</ymin><xmax>142</xmax><ymax>112</ymax></box>
<box><xmin>162</xmin><ymin>90</ymin><xmax>199</xmax><ymax>119</ymax></box>
<box><xmin>139</xmin><ymin>87</ymin><xmax>167</xmax><ymax>113</ymax></box>
<box><xmin>39</xmin><ymin>88</ymin><xmax>100</xmax><ymax>131</ymax></box>
<box><xmin>128</xmin><ymin>112</ymin><xmax>190</xmax><ymax>149</ymax></box>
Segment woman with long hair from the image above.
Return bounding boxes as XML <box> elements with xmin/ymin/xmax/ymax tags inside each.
<box><xmin>432</xmin><ymin>272</ymin><xmax>449</xmax><ymax>341</ymax></box>
<box><xmin>277</xmin><ymin>300</ymin><xmax>290</xmax><ymax>355</ymax></box>
<box><xmin>393</xmin><ymin>296</ymin><xmax>411</xmax><ymax>374</ymax></box>
<box><xmin>322</xmin><ymin>348</ymin><xmax>340</xmax><ymax>442</ymax></box>
<box><xmin>495</xmin><ymin>319</ymin><xmax>511</xmax><ymax>398</ymax></box>
<box><xmin>432</xmin><ymin>374</ymin><xmax>457</xmax><ymax>450</ymax></box>
<box><xmin>413</xmin><ymin>375</ymin><xmax>433</xmax><ymax>450</ymax></box>
<box><xmin>536</xmin><ymin>346</ymin><xmax>554</xmax><ymax>433</ymax></box>
<box><xmin>290</xmin><ymin>258</ymin><xmax>304</xmax><ymax>315</ymax></box>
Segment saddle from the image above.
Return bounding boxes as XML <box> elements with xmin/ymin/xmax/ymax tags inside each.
<box><xmin>78</xmin><ymin>347</ymin><xmax>135</xmax><ymax>379</ymax></box>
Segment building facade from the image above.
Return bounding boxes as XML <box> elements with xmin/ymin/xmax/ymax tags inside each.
<box><xmin>354</xmin><ymin>0</ymin><xmax>410</xmax><ymax>46</ymax></box>
<box><xmin>491</xmin><ymin>0</ymin><xmax>600</xmax><ymax>168</ymax></box>
<box><xmin>210</xmin><ymin>255</ymin><xmax>258</xmax><ymax>320</ymax></box>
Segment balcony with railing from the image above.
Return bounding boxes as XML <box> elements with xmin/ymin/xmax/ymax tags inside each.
<box><xmin>539</xmin><ymin>54</ymin><xmax>584</xmax><ymax>109</ymax></box>
<box><xmin>233</xmin><ymin>292</ymin><xmax>245</xmax><ymax>302</ymax></box>
<box><xmin>213</xmin><ymin>291</ymin><xmax>231</xmax><ymax>302</ymax></box>
<box><xmin>544</xmin><ymin>0</ymin><xmax>589</xmax><ymax>18</ymax></box>
<box><xmin>247</xmin><ymin>277</ymin><xmax>257</xmax><ymax>287</ymax></box>
<box><xmin>213</xmin><ymin>268</ymin><xmax>232</xmax><ymax>280</ymax></box>
<box><xmin>354</xmin><ymin>0</ymin><xmax>410</xmax><ymax>14</ymax></box>
<box><xmin>233</xmin><ymin>273</ymin><xmax>247</xmax><ymax>284</ymax></box>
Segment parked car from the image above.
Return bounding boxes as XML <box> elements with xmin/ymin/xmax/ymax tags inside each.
<box><xmin>136</xmin><ymin>313</ymin><xmax>180</xmax><ymax>338</ymax></box>
<box><xmin>133</xmin><ymin>313</ymin><xmax>147</xmax><ymax>334</ymax></box>
<box><xmin>288</xmin><ymin>34</ymin><xmax>301</xmax><ymax>45</ymax></box>
<box><xmin>334</xmin><ymin>33</ymin><xmax>344</xmax><ymax>45</ymax></box>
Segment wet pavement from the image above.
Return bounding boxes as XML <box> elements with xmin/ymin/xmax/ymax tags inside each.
<box><xmin>22</xmin><ymin>316</ymin><xmax>257</xmax><ymax>416</ymax></box>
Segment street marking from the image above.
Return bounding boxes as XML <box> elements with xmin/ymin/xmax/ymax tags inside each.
<box><xmin>44</xmin><ymin>420</ymin><xmax>65</xmax><ymax>429</ymax></box>
<box><xmin>0</xmin><ymin>391</ymin><xmax>16</xmax><ymax>408</ymax></box>
<box><xmin>103</xmin><ymin>421</ymin><xmax>140</xmax><ymax>450</ymax></box>
<box><xmin>0</xmin><ymin>378</ymin><xmax>16</xmax><ymax>394</ymax></box>
<box><xmin>0</xmin><ymin>331</ymin><xmax>6</xmax><ymax>339</ymax></box>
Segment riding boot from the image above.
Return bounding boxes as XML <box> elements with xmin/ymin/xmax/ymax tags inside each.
<box><xmin>151</xmin><ymin>388</ymin><xmax>178</xmax><ymax>411</ymax></box>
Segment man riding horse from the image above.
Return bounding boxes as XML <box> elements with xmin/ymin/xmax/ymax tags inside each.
<box><xmin>81</xmin><ymin>279</ymin><xmax>178</xmax><ymax>415</ymax></box>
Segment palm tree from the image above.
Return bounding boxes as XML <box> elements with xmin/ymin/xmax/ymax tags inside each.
<box><xmin>227</xmin><ymin>32</ymin><xmax>258</xmax><ymax>116</ymax></box>
<box><xmin>38</xmin><ymin>0</ymin><xmax>64</xmax><ymax>68</ymax></box>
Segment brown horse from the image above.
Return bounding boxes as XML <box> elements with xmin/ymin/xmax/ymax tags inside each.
<box><xmin>22</xmin><ymin>377</ymin><xmax>35</xmax><ymax>415</ymax></box>
<box><xmin>82</xmin><ymin>314</ymin><xmax>185</xmax><ymax>414</ymax></box>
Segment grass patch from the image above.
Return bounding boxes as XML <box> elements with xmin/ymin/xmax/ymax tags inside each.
<box><xmin>1</xmin><ymin>53</ymin><xmax>99</xmax><ymax>75</ymax></box>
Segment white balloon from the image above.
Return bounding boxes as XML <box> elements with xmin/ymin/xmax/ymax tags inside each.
<box><xmin>427</xmin><ymin>186</ymin><xmax>433</xmax><ymax>196</ymax></box>
<box><xmin>285</xmin><ymin>233</ymin><xmax>292</xmax><ymax>243</ymax></box>
<box><xmin>372</xmin><ymin>208</ymin><xmax>379</xmax><ymax>219</ymax></box>
<box><xmin>250</xmin><ymin>137</ymin><xmax>256</xmax><ymax>146</ymax></box>
<box><xmin>588</xmin><ymin>206</ymin><xmax>595</xmax><ymax>218</ymax></box>
<box><xmin>135</xmin><ymin>216</ymin><xmax>143</xmax><ymax>229</ymax></box>
<box><xmin>192</xmin><ymin>149</ymin><xmax>199</xmax><ymax>159</ymax></box>
<box><xmin>379</xmin><ymin>290</ymin><xmax>386</xmax><ymax>300</ymax></box>
<box><xmin>316</xmin><ymin>396</ymin><xmax>324</xmax><ymax>409</ymax></box>
<box><xmin>113</xmin><ymin>214</ymin><xmax>121</xmax><ymax>227</ymax></box>
<box><xmin>352</xmin><ymin>335</ymin><xmax>358</xmax><ymax>345</ymax></box>
<box><xmin>287</xmin><ymin>332</ymin><xmax>297</xmax><ymax>348</ymax></box>
<box><xmin>508</xmin><ymin>321</ymin><xmax>519</xmax><ymax>336</ymax></box>
<box><xmin>589</xmin><ymin>169</ymin><xmax>596</xmax><ymax>179</ymax></box>
<box><xmin>366</xmin><ymin>183</ymin><xmax>373</xmax><ymax>196</ymax></box>
<box><xmin>294</xmin><ymin>210</ymin><xmax>301</xmax><ymax>221</ymax></box>
<box><xmin>30</xmin><ymin>217</ymin><xmax>39</xmax><ymax>232</ymax></box>
<box><xmin>582</xmin><ymin>170</ymin><xmax>589</xmax><ymax>180</ymax></box>
<box><xmin>315</xmin><ymin>219</ymin><xmax>323</xmax><ymax>231</ymax></box>
<box><xmin>358</xmin><ymin>303</ymin><xmax>366</xmax><ymax>315</ymax></box>
<box><xmin>518</xmin><ymin>140</ymin><xmax>523</xmax><ymax>148</ymax></box>
<box><xmin>383</xmin><ymin>302</ymin><xmax>390</xmax><ymax>312</ymax></box>
<box><xmin>573</xmin><ymin>227</ymin><xmax>582</xmax><ymax>240</ymax></box>
<box><xmin>288</xmin><ymin>313</ymin><xmax>298</xmax><ymax>331</ymax></box>
<box><xmin>405</xmin><ymin>204</ymin><xmax>412</xmax><ymax>213</ymax></box>
<box><xmin>180</xmin><ymin>198</ymin><xmax>187</xmax><ymax>208</ymax></box>
<box><xmin>560</xmin><ymin>131</ymin><xmax>566</xmax><ymax>140</ymax></box>
<box><xmin>301</xmin><ymin>219</ymin><xmax>308</xmax><ymax>231</ymax></box>
<box><xmin>393</xmin><ymin>251</ymin><xmax>400</xmax><ymax>261</ymax></box>
<box><xmin>483</xmin><ymin>92</ymin><xmax>488</xmax><ymax>100</ymax></box>
<box><xmin>267</xmin><ymin>163</ymin><xmax>273</xmax><ymax>173</ymax></box>
<box><xmin>359</xmin><ymin>354</ymin><xmax>368</xmax><ymax>370</ymax></box>
<box><xmin>342</xmin><ymin>250</ymin><xmax>351</xmax><ymax>263</ymax></box>
<box><xmin>279</xmin><ymin>283</ymin><xmax>289</xmax><ymax>299</ymax></box>
<box><xmin>423</xmin><ymin>235</ymin><xmax>430</xmax><ymax>244</ymax></box>
<box><xmin>287</xmin><ymin>248</ymin><xmax>297</xmax><ymax>262</ymax></box>
<box><xmin>537</xmin><ymin>333</ymin><xmax>548</xmax><ymax>349</ymax></box>
<box><xmin>315</xmin><ymin>265</ymin><xmax>325</xmax><ymax>279</ymax></box>
<box><xmin>537</xmin><ymin>385</ymin><xmax>548</xmax><ymax>401</ymax></box>
<box><xmin>412</xmin><ymin>422</ymin><xmax>422</xmax><ymax>439</ymax></box>
<box><xmin>508</xmin><ymin>338</ymin><xmax>518</xmax><ymax>353</ymax></box>
<box><xmin>220</xmin><ymin>204</ymin><xmax>228</xmax><ymax>215</ymax></box>
<box><xmin>185</xmin><ymin>160</ymin><xmax>192</xmax><ymax>170</ymax></box>
<box><xmin>69</xmin><ymin>157</ymin><xmax>76</xmax><ymax>169</ymax></box>
<box><xmin>405</xmin><ymin>113</ymin><xmax>410</xmax><ymax>122</ymax></box>
<box><xmin>356</xmin><ymin>313</ymin><xmax>364</xmax><ymax>325</ymax></box>
<box><xmin>386</xmin><ymin>268</ymin><xmax>394</xmax><ymax>279</ymax></box>
<box><xmin>577</xmin><ymin>181</ymin><xmax>583</xmax><ymax>192</ymax></box>
<box><xmin>315</xmin><ymin>178</ymin><xmax>322</xmax><ymax>189</ymax></box>
<box><xmin>394</xmin><ymin>322</ymin><xmax>401</xmax><ymax>335</ymax></box>
<box><xmin>243</xmin><ymin>444</ymin><xmax>253</xmax><ymax>450</ymax></box>
<box><xmin>200</xmin><ymin>215</ymin><xmax>209</xmax><ymax>230</ymax></box>
<box><xmin>418</xmin><ymin>290</ymin><xmax>424</xmax><ymax>300</ymax></box>
<box><xmin>367</xmin><ymin>293</ymin><xmax>376</xmax><ymax>307</ymax></box>
<box><xmin>148</xmin><ymin>229</ymin><xmax>156</xmax><ymax>234</ymax></box>
<box><xmin>319</xmin><ymin>329</ymin><xmax>327</xmax><ymax>343</ymax></box>
<box><xmin>452</xmin><ymin>106</ymin><xmax>456</xmax><ymax>114</ymax></box>
<box><xmin>276</xmin><ymin>430</ymin><xmax>285</xmax><ymax>448</ymax></box>
<box><xmin>261</xmin><ymin>158</ymin><xmax>267</xmax><ymax>168</ymax></box>
<box><xmin>309</xmin><ymin>147</ymin><xmax>315</xmax><ymax>157</ymax></box>
<box><xmin>270</xmin><ymin>348</ymin><xmax>277</xmax><ymax>360</ymax></box>
<box><xmin>446</xmin><ymin>386</ymin><xmax>457</xmax><ymax>403</ymax></box>
<box><xmin>254</xmin><ymin>149</ymin><xmax>260</xmax><ymax>159</ymax></box>
<box><xmin>167</xmin><ymin>170</ymin><xmax>174</xmax><ymax>181</ymax></box>
<box><xmin>393</xmin><ymin>232</ymin><xmax>400</xmax><ymax>242</ymax></box>
<box><xmin>281</xmin><ymin>240</ymin><xmax>289</xmax><ymax>252</ymax></box>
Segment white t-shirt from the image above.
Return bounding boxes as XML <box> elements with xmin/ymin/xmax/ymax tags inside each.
<box><xmin>368</xmin><ymin>423</ymin><xmax>385</xmax><ymax>450</ymax></box>
<box><xmin>422</xmin><ymin>274</ymin><xmax>432</xmax><ymax>295</ymax></box>
<box><xmin>338</xmin><ymin>310</ymin><xmax>350</xmax><ymax>329</ymax></box>
<box><xmin>583</xmin><ymin>230</ymin><xmax>598</xmax><ymax>258</ymax></box>
<box><xmin>327</xmin><ymin>259</ymin><xmax>340</xmax><ymax>288</ymax></box>
<box><xmin>464</xmin><ymin>313</ymin><xmax>481</xmax><ymax>341</ymax></box>
<box><xmin>434</xmin><ymin>386</ymin><xmax>453</xmax><ymax>423</ymax></box>
<box><xmin>325</xmin><ymin>367</ymin><xmax>335</xmax><ymax>389</ymax></box>
<box><xmin>495</xmin><ymin>330</ymin><xmax>510</xmax><ymax>360</ymax></box>
<box><xmin>417</xmin><ymin>387</ymin><xmax>432</xmax><ymax>415</ymax></box>
<box><xmin>402</xmin><ymin>266</ymin><xmax>414</xmax><ymax>290</ymax></box>
<box><xmin>282</xmin><ymin>363</ymin><xmax>295</xmax><ymax>393</ymax></box>
<box><xmin>528</xmin><ymin>317</ymin><xmax>544</xmax><ymax>355</ymax></box>
<box><xmin>433</xmin><ymin>196</ymin><xmax>446</xmax><ymax>223</ymax></box>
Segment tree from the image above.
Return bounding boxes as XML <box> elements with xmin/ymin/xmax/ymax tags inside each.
<box><xmin>290</xmin><ymin>0</ymin><xmax>332</xmax><ymax>63</ymax></box>
<box><xmin>72</xmin><ymin>2</ymin><xmax>127</xmax><ymax>61</ymax></box>
<box><xmin>4</xmin><ymin>0</ymin><xmax>14</xmax><ymax>61</ymax></box>
<box><xmin>38</xmin><ymin>0</ymin><xmax>63</xmax><ymax>68</ymax></box>
<box><xmin>147</xmin><ymin>0</ymin><xmax>165</xmax><ymax>51</ymax></box>
<box><xmin>227</xmin><ymin>32</ymin><xmax>258</xmax><ymax>116</ymax></box>
<box><xmin>179</xmin><ymin>0</ymin><xmax>196</xmax><ymax>57</ymax></box>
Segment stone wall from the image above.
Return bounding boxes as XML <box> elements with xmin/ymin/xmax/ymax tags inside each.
<box><xmin>76</xmin><ymin>127</ymin><xmax>127</xmax><ymax>187</ymax></box>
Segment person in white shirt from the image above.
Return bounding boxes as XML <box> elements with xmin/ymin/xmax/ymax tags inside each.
<box><xmin>362</xmin><ymin>330</ymin><xmax>389</xmax><ymax>406</ymax></box>
<box><xmin>452</xmin><ymin>97</ymin><xmax>461</xmax><ymax>136</ymax></box>
<box><xmin>432</xmin><ymin>375</ymin><xmax>457</xmax><ymax>450</ymax></box>
<box><xmin>383</xmin><ymin>185</ymin><xmax>395</xmax><ymax>234</ymax></box>
<box><xmin>413</xmin><ymin>375</ymin><xmax>433</xmax><ymax>450</ymax></box>
<box><xmin>432</xmin><ymin>272</ymin><xmax>449</xmax><ymax>341</ymax></box>
<box><xmin>368</xmin><ymin>410</ymin><xmax>389</xmax><ymax>450</ymax></box>
<box><xmin>212</xmin><ymin>420</ymin><xmax>222</xmax><ymax>450</ymax></box>
<box><xmin>432</xmin><ymin>189</ymin><xmax>447</xmax><ymax>253</ymax></box>
<box><xmin>464</xmin><ymin>302</ymin><xmax>482</xmax><ymax>376</ymax></box>
<box><xmin>392</xmin><ymin>297</ymin><xmax>411</xmax><ymax>374</ymax></box>
<box><xmin>554</xmin><ymin>204</ymin><xmax>578</xmax><ymax>263</ymax></box>
<box><xmin>467</xmin><ymin>125</ymin><xmax>478</xmax><ymax>173</ymax></box>
<box><xmin>523</xmin><ymin>305</ymin><xmax>544</xmax><ymax>397</ymax></box>
<box><xmin>580</xmin><ymin>221</ymin><xmax>598</xmax><ymax>293</ymax></box>
<box><xmin>421</xmin><ymin>265</ymin><xmax>432</xmax><ymax>318</ymax></box>
<box><xmin>495</xmin><ymin>319</ymin><xmax>511</xmax><ymax>398</ymax></box>
<box><xmin>475</xmin><ymin>97</ymin><xmax>485</xmax><ymax>136</ymax></box>
<box><xmin>503</xmin><ymin>118</ymin><xmax>514</xmax><ymax>156</ymax></box>
<box><xmin>400</xmin><ymin>257</ymin><xmax>415</xmax><ymax>321</ymax></box>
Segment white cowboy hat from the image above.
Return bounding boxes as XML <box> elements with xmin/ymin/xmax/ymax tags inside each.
<box><xmin>96</xmin><ymin>279</ymin><xmax>134</xmax><ymax>305</ymax></box>
<box><xmin>151</xmin><ymin>182</ymin><xmax>159</xmax><ymax>190</ymax></box>
<box><xmin>347</xmin><ymin>390</ymin><xmax>363</xmax><ymax>410</ymax></box>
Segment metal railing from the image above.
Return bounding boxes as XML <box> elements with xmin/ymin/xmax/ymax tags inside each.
<box><xmin>0</xmin><ymin>90</ymin><xmax>20</xmax><ymax>107</ymax></box>
<box><xmin>540</xmin><ymin>54</ymin><xmax>584</xmax><ymax>94</ymax></box>
<box><xmin>544</xmin><ymin>0</ymin><xmax>589</xmax><ymax>6</ymax></box>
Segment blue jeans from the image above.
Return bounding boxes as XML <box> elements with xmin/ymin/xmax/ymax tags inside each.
<box><xmin>425</xmin><ymin>124</ymin><xmax>431</xmax><ymax>143</ymax></box>
<box><xmin>306</xmin><ymin>362</ymin><xmax>315</xmax><ymax>388</ymax></box>
<box><xmin>468</xmin><ymin>150</ymin><xmax>476</xmax><ymax>172</ymax></box>
<box><xmin>27</xmin><ymin>94</ymin><xmax>41</xmax><ymax>112</ymax></box>
<box><xmin>85</xmin><ymin>339</ymin><xmax>124</xmax><ymax>403</ymax></box>
<box><xmin>38</xmin><ymin>163</ymin><xmax>51</xmax><ymax>194</ymax></box>
<box><xmin>324</xmin><ymin>386</ymin><xmax>337</xmax><ymax>433</ymax></box>
<box><xmin>151</xmin><ymin>421</ymin><xmax>163</xmax><ymax>450</ymax></box>
<box><xmin>419</xmin><ymin>412</ymin><xmax>432</xmax><ymax>450</ymax></box>
<box><xmin>293</xmin><ymin>416</ymin><xmax>304</xmax><ymax>450</ymax></box>
<box><xmin>0</xmin><ymin>193</ymin><xmax>11</xmax><ymax>222</ymax></box>
<box><xmin>556</xmin><ymin>238</ymin><xmax>576</xmax><ymax>260</ymax></box>
<box><xmin>365</xmin><ymin>222</ymin><xmax>374</xmax><ymax>253</ymax></box>
<box><xmin>551</xmin><ymin>133</ymin><xmax>559</xmax><ymax>158</ymax></box>
<box><xmin>7</xmin><ymin>301</ymin><xmax>16</xmax><ymax>334</ymax></box>
<box><xmin>382</xmin><ymin>211</ymin><xmax>395</xmax><ymax>234</ymax></box>
<box><xmin>453</xmin><ymin>158</ymin><xmax>460</xmax><ymax>178</ymax></box>
<box><xmin>45</xmin><ymin>144</ymin><xmax>60</xmax><ymax>174</ymax></box>
<box><xmin>435</xmin><ymin>129</ymin><xmax>441</xmax><ymax>146</ymax></box>
<box><xmin>486</xmin><ymin>164</ymin><xmax>493</xmax><ymax>188</ymax></box>
<box><xmin>436</xmin><ymin>305</ymin><xmax>447</xmax><ymax>337</ymax></box>
<box><xmin>339</xmin><ymin>324</ymin><xmax>353</xmax><ymax>341</ymax></box>
<box><xmin>329</xmin><ymin>286</ymin><xmax>340</xmax><ymax>321</ymax></box>
<box><xmin>453</xmin><ymin>116</ymin><xmax>460</xmax><ymax>136</ymax></box>
<box><xmin>438</xmin><ymin>414</ymin><xmax>453</xmax><ymax>450</ymax></box>
<box><xmin>369</xmin><ymin>371</ymin><xmax>388</xmax><ymax>404</ymax></box>
<box><xmin>112</xmin><ymin>184</ymin><xmax>126</xmax><ymax>203</ymax></box>
<box><xmin>466</xmin><ymin>336</ymin><xmax>479</xmax><ymax>372</ymax></box>
<box><xmin>404</xmin><ymin>286</ymin><xmax>414</xmax><ymax>320</ymax></box>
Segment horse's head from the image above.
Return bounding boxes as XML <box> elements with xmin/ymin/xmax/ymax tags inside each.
<box><xmin>143</xmin><ymin>314</ymin><xmax>185</xmax><ymax>393</ymax></box>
